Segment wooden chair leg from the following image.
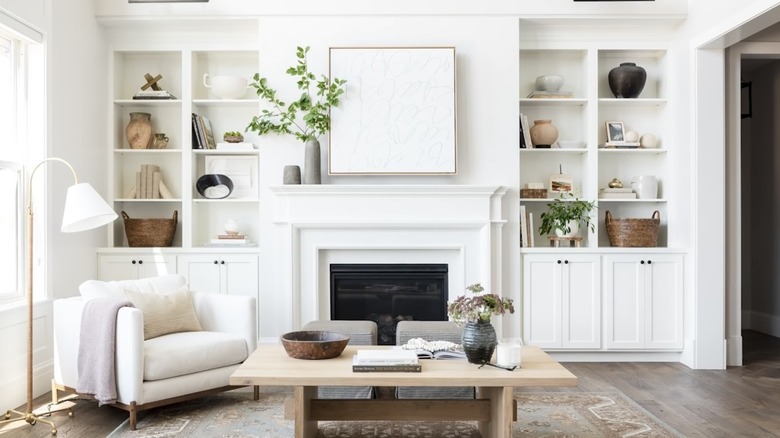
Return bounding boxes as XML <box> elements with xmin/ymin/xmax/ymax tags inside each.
<box><xmin>254</xmin><ymin>386</ymin><xmax>259</xmax><ymax>401</ymax></box>
<box><xmin>129</xmin><ymin>402</ymin><xmax>137</xmax><ymax>431</ymax></box>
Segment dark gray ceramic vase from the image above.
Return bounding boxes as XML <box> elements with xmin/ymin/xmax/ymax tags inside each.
<box><xmin>461</xmin><ymin>320</ymin><xmax>497</xmax><ymax>364</ymax></box>
<box><xmin>303</xmin><ymin>140</ymin><xmax>321</xmax><ymax>184</ymax></box>
<box><xmin>608</xmin><ymin>62</ymin><xmax>647</xmax><ymax>98</ymax></box>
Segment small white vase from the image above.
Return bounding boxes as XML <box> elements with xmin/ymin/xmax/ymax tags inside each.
<box><xmin>555</xmin><ymin>220</ymin><xmax>579</xmax><ymax>238</ymax></box>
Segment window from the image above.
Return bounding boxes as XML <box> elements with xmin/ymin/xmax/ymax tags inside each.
<box><xmin>0</xmin><ymin>161</ymin><xmax>23</xmax><ymax>303</ymax></box>
<box><xmin>0</xmin><ymin>25</ymin><xmax>42</xmax><ymax>304</ymax></box>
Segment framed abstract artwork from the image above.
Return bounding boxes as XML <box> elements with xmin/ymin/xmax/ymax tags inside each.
<box><xmin>328</xmin><ymin>47</ymin><xmax>457</xmax><ymax>175</ymax></box>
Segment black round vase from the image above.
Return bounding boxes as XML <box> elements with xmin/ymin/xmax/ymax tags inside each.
<box><xmin>461</xmin><ymin>320</ymin><xmax>497</xmax><ymax>364</ymax></box>
<box><xmin>608</xmin><ymin>62</ymin><xmax>647</xmax><ymax>98</ymax></box>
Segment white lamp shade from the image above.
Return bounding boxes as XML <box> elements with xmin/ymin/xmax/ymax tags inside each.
<box><xmin>60</xmin><ymin>182</ymin><xmax>118</xmax><ymax>233</ymax></box>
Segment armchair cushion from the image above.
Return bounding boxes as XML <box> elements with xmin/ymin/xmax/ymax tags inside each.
<box><xmin>125</xmin><ymin>286</ymin><xmax>202</xmax><ymax>339</ymax></box>
<box><xmin>79</xmin><ymin>274</ymin><xmax>186</xmax><ymax>301</ymax></box>
<box><xmin>143</xmin><ymin>331</ymin><xmax>248</xmax><ymax>381</ymax></box>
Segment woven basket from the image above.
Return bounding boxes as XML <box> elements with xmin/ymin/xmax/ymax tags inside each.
<box><xmin>605</xmin><ymin>210</ymin><xmax>660</xmax><ymax>247</ymax></box>
<box><xmin>122</xmin><ymin>210</ymin><xmax>178</xmax><ymax>247</ymax></box>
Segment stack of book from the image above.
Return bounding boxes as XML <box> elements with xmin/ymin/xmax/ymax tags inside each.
<box><xmin>352</xmin><ymin>349</ymin><xmax>421</xmax><ymax>372</ymax></box>
<box><xmin>526</xmin><ymin>90</ymin><xmax>574</xmax><ymax>99</ymax></box>
<box><xmin>133</xmin><ymin>90</ymin><xmax>177</xmax><ymax>100</ymax></box>
<box><xmin>207</xmin><ymin>234</ymin><xmax>255</xmax><ymax>247</ymax></box>
<box><xmin>191</xmin><ymin>113</ymin><xmax>217</xmax><ymax>149</ymax></box>
<box><xmin>135</xmin><ymin>164</ymin><xmax>161</xmax><ymax>199</ymax></box>
<box><xmin>599</xmin><ymin>187</ymin><xmax>637</xmax><ymax>199</ymax></box>
<box><xmin>603</xmin><ymin>141</ymin><xmax>640</xmax><ymax>148</ymax></box>
<box><xmin>216</xmin><ymin>142</ymin><xmax>258</xmax><ymax>151</ymax></box>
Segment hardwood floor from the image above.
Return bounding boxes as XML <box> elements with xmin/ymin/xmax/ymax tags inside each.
<box><xmin>1</xmin><ymin>330</ymin><xmax>778</xmax><ymax>437</ymax></box>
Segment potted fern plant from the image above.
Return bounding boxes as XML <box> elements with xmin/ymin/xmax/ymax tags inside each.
<box><xmin>538</xmin><ymin>194</ymin><xmax>597</xmax><ymax>237</ymax></box>
<box><xmin>246</xmin><ymin>46</ymin><xmax>346</xmax><ymax>184</ymax></box>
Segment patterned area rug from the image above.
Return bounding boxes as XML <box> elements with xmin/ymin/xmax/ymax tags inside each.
<box><xmin>107</xmin><ymin>388</ymin><xmax>683</xmax><ymax>438</ymax></box>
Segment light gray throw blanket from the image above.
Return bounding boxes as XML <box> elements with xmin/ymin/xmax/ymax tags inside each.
<box><xmin>77</xmin><ymin>297</ymin><xmax>134</xmax><ymax>406</ymax></box>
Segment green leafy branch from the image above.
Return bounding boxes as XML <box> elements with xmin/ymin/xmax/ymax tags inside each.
<box><xmin>246</xmin><ymin>46</ymin><xmax>347</xmax><ymax>143</ymax></box>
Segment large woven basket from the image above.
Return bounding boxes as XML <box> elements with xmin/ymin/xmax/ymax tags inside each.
<box><xmin>122</xmin><ymin>210</ymin><xmax>178</xmax><ymax>247</ymax></box>
<box><xmin>605</xmin><ymin>210</ymin><xmax>660</xmax><ymax>247</ymax></box>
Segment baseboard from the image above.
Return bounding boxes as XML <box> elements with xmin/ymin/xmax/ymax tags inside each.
<box><xmin>747</xmin><ymin>311</ymin><xmax>780</xmax><ymax>337</ymax></box>
<box><xmin>545</xmin><ymin>351</ymin><xmax>683</xmax><ymax>363</ymax></box>
<box><xmin>727</xmin><ymin>334</ymin><xmax>742</xmax><ymax>366</ymax></box>
<box><xmin>0</xmin><ymin>360</ymin><xmax>53</xmax><ymax>413</ymax></box>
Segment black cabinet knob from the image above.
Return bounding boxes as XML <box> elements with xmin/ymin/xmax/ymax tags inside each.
<box><xmin>131</xmin><ymin>260</ymin><xmax>136</xmax><ymax>264</ymax></box>
<box><xmin>648</xmin><ymin>260</ymin><xmax>652</xmax><ymax>264</ymax></box>
<box><xmin>138</xmin><ymin>260</ymin><xmax>143</xmax><ymax>264</ymax></box>
<box><xmin>214</xmin><ymin>260</ymin><xmax>219</xmax><ymax>264</ymax></box>
<box><xmin>640</xmin><ymin>260</ymin><xmax>645</xmax><ymax>264</ymax></box>
<box><xmin>220</xmin><ymin>260</ymin><xmax>225</xmax><ymax>265</ymax></box>
<box><xmin>557</xmin><ymin>260</ymin><xmax>562</xmax><ymax>264</ymax></box>
<box><xmin>564</xmin><ymin>260</ymin><xmax>569</xmax><ymax>264</ymax></box>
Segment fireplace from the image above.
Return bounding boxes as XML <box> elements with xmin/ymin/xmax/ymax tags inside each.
<box><xmin>330</xmin><ymin>263</ymin><xmax>448</xmax><ymax>344</ymax></box>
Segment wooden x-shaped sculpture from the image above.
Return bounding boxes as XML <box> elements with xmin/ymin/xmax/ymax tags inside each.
<box><xmin>141</xmin><ymin>73</ymin><xmax>163</xmax><ymax>91</ymax></box>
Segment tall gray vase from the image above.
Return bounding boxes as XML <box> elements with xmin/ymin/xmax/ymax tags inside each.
<box><xmin>303</xmin><ymin>140</ymin><xmax>322</xmax><ymax>184</ymax></box>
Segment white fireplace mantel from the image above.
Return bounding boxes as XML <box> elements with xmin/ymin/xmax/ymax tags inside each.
<box><xmin>269</xmin><ymin>185</ymin><xmax>508</xmax><ymax>332</ymax></box>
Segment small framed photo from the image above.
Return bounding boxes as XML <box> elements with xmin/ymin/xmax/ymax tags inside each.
<box><xmin>549</xmin><ymin>173</ymin><xmax>574</xmax><ymax>194</ymax></box>
<box><xmin>204</xmin><ymin>156</ymin><xmax>258</xmax><ymax>199</ymax></box>
<box><xmin>606</xmin><ymin>121</ymin><xmax>625</xmax><ymax>143</ymax></box>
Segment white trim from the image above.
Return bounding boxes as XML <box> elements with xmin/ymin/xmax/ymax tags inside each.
<box><xmin>0</xmin><ymin>8</ymin><xmax>42</xmax><ymax>43</ymax></box>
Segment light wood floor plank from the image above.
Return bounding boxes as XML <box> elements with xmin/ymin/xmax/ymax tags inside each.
<box><xmin>1</xmin><ymin>330</ymin><xmax>778</xmax><ymax>438</ymax></box>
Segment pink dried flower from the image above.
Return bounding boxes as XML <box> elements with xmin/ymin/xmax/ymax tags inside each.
<box><xmin>447</xmin><ymin>283</ymin><xmax>515</xmax><ymax>324</ymax></box>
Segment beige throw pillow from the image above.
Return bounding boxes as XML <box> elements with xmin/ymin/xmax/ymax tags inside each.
<box><xmin>125</xmin><ymin>286</ymin><xmax>203</xmax><ymax>340</ymax></box>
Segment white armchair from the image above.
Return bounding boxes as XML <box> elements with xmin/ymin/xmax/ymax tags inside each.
<box><xmin>52</xmin><ymin>274</ymin><xmax>257</xmax><ymax>430</ymax></box>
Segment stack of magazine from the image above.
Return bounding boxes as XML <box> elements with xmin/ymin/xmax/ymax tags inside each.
<box><xmin>352</xmin><ymin>349</ymin><xmax>420</xmax><ymax>373</ymax></box>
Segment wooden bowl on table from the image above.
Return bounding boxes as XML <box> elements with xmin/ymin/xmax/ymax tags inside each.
<box><xmin>280</xmin><ymin>331</ymin><xmax>350</xmax><ymax>360</ymax></box>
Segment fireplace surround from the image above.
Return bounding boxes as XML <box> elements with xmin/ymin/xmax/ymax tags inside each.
<box><xmin>270</xmin><ymin>185</ymin><xmax>508</xmax><ymax>334</ymax></box>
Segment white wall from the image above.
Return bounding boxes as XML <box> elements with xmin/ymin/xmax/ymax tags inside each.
<box><xmin>0</xmin><ymin>0</ymin><xmax>107</xmax><ymax>411</ymax></box>
<box><xmin>254</xmin><ymin>15</ymin><xmax>520</xmax><ymax>339</ymax></box>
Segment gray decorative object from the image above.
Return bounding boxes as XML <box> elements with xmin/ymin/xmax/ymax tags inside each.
<box><xmin>461</xmin><ymin>320</ymin><xmax>497</xmax><ymax>364</ymax></box>
<box><xmin>283</xmin><ymin>165</ymin><xmax>301</xmax><ymax>185</ymax></box>
<box><xmin>303</xmin><ymin>140</ymin><xmax>321</xmax><ymax>184</ymax></box>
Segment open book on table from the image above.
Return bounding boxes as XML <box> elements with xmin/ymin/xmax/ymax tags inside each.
<box><xmin>397</xmin><ymin>338</ymin><xmax>466</xmax><ymax>360</ymax></box>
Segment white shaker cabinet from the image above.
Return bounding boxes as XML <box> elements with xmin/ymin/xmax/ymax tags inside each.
<box><xmin>603</xmin><ymin>254</ymin><xmax>683</xmax><ymax>350</ymax></box>
<box><xmin>523</xmin><ymin>254</ymin><xmax>601</xmax><ymax>349</ymax></box>
<box><xmin>98</xmin><ymin>253</ymin><xmax>177</xmax><ymax>281</ymax></box>
<box><xmin>177</xmin><ymin>253</ymin><xmax>259</xmax><ymax>298</ymax></box>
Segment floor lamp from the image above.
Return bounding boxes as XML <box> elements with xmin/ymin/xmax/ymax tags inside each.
<box><xmin>0</xmin><ymin>157</ymin><xmax>117</xmax><ymax>435</ymax></box>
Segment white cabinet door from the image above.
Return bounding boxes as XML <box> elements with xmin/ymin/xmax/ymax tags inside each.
<box><xmin>604</xmin><ymin>254</ymin><xmax>683</xmax><ymax>350</ymax></box>
<box><xmin>98</xmin><ymin>254</ymin><xmax>177</xmax><ymax>281</ymax></box>
<box><xmin>524</xmin><ymin>254</ymin><xmax>600</xmax><ymax>349</ymax></box>
<box><xmin>645</xmin><ymin>255</ymin><xmax>684</xmax><ymax>350</ymax></box>
<box><xmin>604</xmin><ymin>254</ymin><xmax>645</xmax><ymax>349</ymax></box>
<box><xmin>524</xmin><ymin>254</ymin><xmax>561</xmax><ymax>349</ymax></box>
<box><xmin>561</xmin><ymin>256</ymin><xmax>601</xmax><ymax>349</ymax></box>
<box><xmin>177</xmin><ymin>253</ymin><xmax>258</xmax><ymax>297</ymax></box>
<box><xmin>177</xmin><ymin>254</ymin><xmax>222</xmax><ymax>293</ymax></box>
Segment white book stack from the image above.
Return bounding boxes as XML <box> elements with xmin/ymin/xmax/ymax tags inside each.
<box><xmin>599</xmin><ymin>187</ymin><xmax>637</xmax><ymax>199</ymax></box>
<box><xmin>206</xmin><ymin>234</ymin><xmax>256</xmax><ymax>247</ymax></box>
<box><xmin>216</xmin><ymin>142</ymin><xmax>258</xmax><ymax>151</ymax></box>
<box><xmin>354</xmin><ymin>349</ymin><xmax>419</xmax><ymax>365</ymax></box>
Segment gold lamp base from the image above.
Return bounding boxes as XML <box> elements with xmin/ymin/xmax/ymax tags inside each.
<box><xmin>0</xmin><ymin>392</ymin><xmax>75</xmax><ymax>436</ymax></box>
<box><xmin>1</xmin><ymin>409</ymin><xmax>59</xmax><ymax>435</ymax></box>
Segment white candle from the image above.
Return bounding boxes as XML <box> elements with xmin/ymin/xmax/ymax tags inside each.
<box><xmin>496</xmin><ymin>339</ymin><xmax>523</xmax><ymax>367</ymax></box>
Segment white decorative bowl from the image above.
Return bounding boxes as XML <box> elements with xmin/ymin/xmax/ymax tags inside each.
<box><xmin>535</xmin><ymin>75</ymin><xmax>564</xmax><ymax>92</ymax></box>
<box><xmin>203</xmin><ymin>74</ymin><xmax>249</xmax><ymax>99</ymax></box>
<box><xmin>556</xmin><ymin>140</ymin><xmax>586</xmax><ymax>149</ymax></box>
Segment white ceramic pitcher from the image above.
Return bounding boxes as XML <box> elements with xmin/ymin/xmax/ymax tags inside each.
<box><xmin>630</xmin><ymin>175</ymin><xmax>658</xmax><ymax>199</ymax></box>
<box><xmin>203</xmin><ymin>74</ymin><xmax>249</xmax><ymax>99</ymax></box>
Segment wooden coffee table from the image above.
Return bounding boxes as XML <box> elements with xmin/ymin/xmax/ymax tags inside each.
<box><xmin>230</xmin><ymin>345</ymin><xmax>576</xmax><ymax>438</ymax></box>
